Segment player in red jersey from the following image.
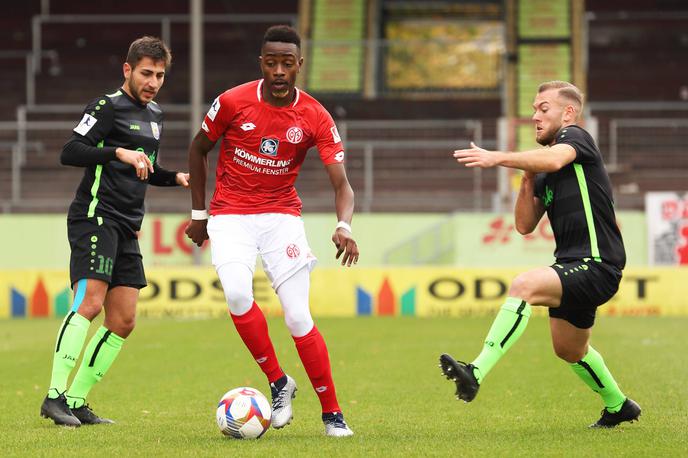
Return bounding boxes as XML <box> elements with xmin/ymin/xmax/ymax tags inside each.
<box><xmin>185</xmin><ymin>25</ymin><xmax>358</xmax><ymax>437</ymax></box>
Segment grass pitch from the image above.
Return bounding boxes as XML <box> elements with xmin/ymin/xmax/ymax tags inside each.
<box><xmin>1</xmin><ymin>315</ymin><xmax>687</xmax><ymax>457</ymax></box>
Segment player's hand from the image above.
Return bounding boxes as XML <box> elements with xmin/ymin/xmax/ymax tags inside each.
<box><xmin>115</xmin><ymin>147</ymin><xmax>154</xmax><ymax>180</ymax></box>
<box><xmin>185</xmin><ymin>219</ymin><xmax>208</xmax><ymax>247</ymax></box>
<box><xmin>453</xmin><ymin>142</ymin><xmax>503</xmax><ymax>168</ymax></box>
<box><xmin>332</xmin><ymin>228</ymin><xmax>359</xmax><ymax>267</ymax></box>
<box><xmin>176</xmin><ymin>172</ymin><xmax>190</xmax><ymax>187</ymax></box>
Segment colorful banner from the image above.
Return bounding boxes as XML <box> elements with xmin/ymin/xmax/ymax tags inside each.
<box><xmin>2</xmin><ymin>266</ymin><xmax>686</xmax><ymax>319</ymax></box>
<box><xmin>0</xmin><ymin>212</ymin><xmax>648</xmax><ymax>269</ymax></box>
<box><xmin>453</xmin><ymin>212</ymin><xmax>647</xmax><ymax>266</ymax></box>
<box><xmin>645</xmin><ymin>192</ymin><xmax>688</xmax><ymax>265</ymax></box>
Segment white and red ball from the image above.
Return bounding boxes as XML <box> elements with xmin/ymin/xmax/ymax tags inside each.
<box><xmin>216</xmin><ymin>387</ymin><xmax>271</xmax><ymax>439</ymax></box>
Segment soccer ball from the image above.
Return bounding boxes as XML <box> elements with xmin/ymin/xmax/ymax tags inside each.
<box><xmin>216</xmin><ymin>387</ymin><xmax>271</xmax><ymax>439</ymax></box>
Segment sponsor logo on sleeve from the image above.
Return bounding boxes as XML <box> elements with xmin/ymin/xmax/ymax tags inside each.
<box><xmin>207</xmin><ymin>97</ymin><xmax>220</xmax><ymax>121</ymax></box>
<box><xmin>150</xmin><ymin>121</ymin><xmax>160</xmax><ymax>140</ymax></box>
<box><xmin>73</xmin><ymin>113</ymin><xmax>97</xmax><ymax>136</ymax></box>
<box><xmin>334</xmin><ymin>151</ymin><xmax>345</xmax><ymax>162</ymax></box>
<box><xmin>330</xmin><ymin>125</ymin><xmax>341</xmax><ymax>143</ymax></box>
<box><xmin>259</xmin><ymin>137</ymin><xmax>279</xmax><ymax>156</ymax></box>
<box><xmin>286</xmin><ymin>126</ymin><xmax>303</xmax><ymax>144</ymax></box>
<box><xmin>201</xmin><ymin>120</ymin><xmax>209</xmax><ymax>132</ymax></box>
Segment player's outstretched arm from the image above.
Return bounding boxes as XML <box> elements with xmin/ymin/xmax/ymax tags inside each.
<box><xmin>325</xmin><ymin>163</ymin><xmax>358</xmax><ymax>267</ymax></box>
<box><xmin>453</xmin><ymin>142</ymin><xmax>576</xmax><ymax>173</ymax></box>
<box><xmin>185</xmin><ymin>130</ymin><xmax>216</xmax><ymax>246</ymax></box>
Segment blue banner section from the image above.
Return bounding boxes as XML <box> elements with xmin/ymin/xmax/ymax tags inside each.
<box><xmin>11</xmin><ymin>288</ymin><xmax>26</xmax><ymax>317</ymax></box>
<box><xmin>356</xmin><ymin>287</ymin><xmax>372</xmax><ymax>316</ymax></box>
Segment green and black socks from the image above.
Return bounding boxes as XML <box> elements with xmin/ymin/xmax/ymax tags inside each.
<box><xmin>472</xmin><ymin>296</ymin><xmax>532</xmax><ymax>383</ymax></box>
<box><xmin>570</xmin><ymin>346</ymin><xmax>626</xmax><ymax>412</ymax></box>
<box><xmin>468</xmin><ymin>296</ymin><xmax>626</xmax><ymax>413</ymax></box>
<box><xmin>48</xmin><ymin>312</ymin><xmax>91</xmax><ymax>398</ymax></box>
<box><xmin>47</xmin><ymin>310</ymin><xmax>125</xmax><ymax>409</ymax></box>
<box><xmin>67</xmin><ymin>326</ymin><xmax>125</xmax><ymax>409</ymax></box>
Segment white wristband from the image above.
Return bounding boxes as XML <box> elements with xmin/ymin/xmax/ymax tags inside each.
<box><xmin>191</xmin><ymin>209</ymin><xmax>209</xmax><ymax>220</ymax></box>
<box><xmin>335</xmin><ymin>221</ymin><xmax>352</xmax><ymax>233</ymax></box>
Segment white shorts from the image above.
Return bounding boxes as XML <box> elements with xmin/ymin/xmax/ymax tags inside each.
<box><xmin>207</xmin><ymin>213</ymin><xmax>317</xmax><ymax>289</ymax></box>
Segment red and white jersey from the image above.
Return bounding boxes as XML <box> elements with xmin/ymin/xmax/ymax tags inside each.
<box><xmin>201</xmin><ymin>79</ymin><xmax>345</xmax><ymax>216</ymax></box>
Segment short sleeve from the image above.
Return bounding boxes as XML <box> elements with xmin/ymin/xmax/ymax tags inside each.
<box><xmin>201</xmin><ymin>92</ymin><xmax>235</xmax><ymax>142</ymax></box>
<box><xmin>314</xmin><ymin>107</ymin><xmax>345</xmax><ymax>165</ymax></box>
<box><xmin>556</xmin><ymin>126</ymin><xmax>596</xmax><ymax>164</ymax></box>
<box><xmin>72</xmin><ymin>96</ymin><xmax>115</xmax><ymax>145</ymax></box>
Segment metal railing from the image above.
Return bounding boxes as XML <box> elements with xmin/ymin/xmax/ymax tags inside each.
<box><xmin>607</xmin><ymin>118</ymin><xmax>688</xmax><ymax>171</ymax></box>
<box><xmin>31</xmin><ymin>13</ymin><xmax>297</xmax><ymax>74</ymax></box>
<box><xmin>0</xmin><ymin>106</ymin><xmax>492</xmax><ymax>213</ymax></box>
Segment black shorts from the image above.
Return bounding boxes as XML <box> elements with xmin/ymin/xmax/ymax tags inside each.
<box><xmin>548</xmin><ymin>259</ymin><xmax>622</xmax><ymax>329</ymax></box>
<box><xmin>68</xmin><ymin>217</ymin><xmax>146</xmax><ymax>289</ymax></box>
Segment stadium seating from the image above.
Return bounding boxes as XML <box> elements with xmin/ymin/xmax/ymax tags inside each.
<box><xmin>1</xmin><ymin>2</ymin><xmax>687</xmax><ymax>212</ymax></box>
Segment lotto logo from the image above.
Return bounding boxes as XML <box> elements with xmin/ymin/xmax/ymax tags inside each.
<box><xmin>241</xmin><ymin>122</ymin><xmax>256</xmax><ymax>131</ymax></box>
<box><xmin>286</xmin><ymin>126</ymin><xmax>303</xmax><ymax>144</ymax></box>
<box><xmin>286</xmin><ymin>244</ymin><xmax>300</xmax><ymax>259</ymax></box>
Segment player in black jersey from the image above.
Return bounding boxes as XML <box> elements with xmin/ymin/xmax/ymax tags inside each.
<box><xmin>440</xmin><ymin>81</ymin><xmax>640</xmax><ymax>428</ymax></box>
<box><xmin>40</xmin><ymin>37</ymin><xmax>189</xmax><ymax>426</ymax></box>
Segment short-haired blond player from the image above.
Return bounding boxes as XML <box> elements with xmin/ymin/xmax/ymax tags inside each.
<box><xmin>440</xmin><ymin>81</ymin><xmax>640</xmax><ymax>428</ymax></box>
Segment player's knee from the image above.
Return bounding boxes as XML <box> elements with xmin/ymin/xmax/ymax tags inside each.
<box><xmin>508</xmin><ymin>274</ymin><xmax>535</xmax><ymax>303</ymax></box>
<box><xmin>284</xmin><ymin>310</ymin><xmax>313</xmax><ymax>337</ymax></box>
<box><xmin>117</xmin><ymin>317</ymin><xmax>136</xmax><ymax>338</ymax></box>
<box><xmin>106</xmin><ymin>314</ymin><xmax>136</xmax><ymax>338</ymax></box>
<box><xmin>76</xmin><ymin>297</ymin><xmax>103</xmax><ymax>321</ymax></box>
<box><xmin>225</xmin><ymin>289</ymin><xmax>254</xmax><ymax>316</ymax></box>
<box><xmin>552</xmin><ymin>342</ymin><xmax>585</xmax><ymax>363</ymax></box>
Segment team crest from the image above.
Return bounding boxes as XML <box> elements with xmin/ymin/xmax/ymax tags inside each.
<box><xmin>260</xmin><ymin>137</ymin><xmax>279</xmax><ymax>156</ymax></box>
<box><xmin>286</xmin><ymin>244</ymin><xmax>300</xmax><ymax>259</ymax></box>
<box><xmin>286</xmin><ymin>127</ymin><xmax>303</xmax><ymax>144</ymax></box>
<box><xmin>150</xmin><ymin>121</ymin><xmax>160</xmax><ymax>140</ymax></box>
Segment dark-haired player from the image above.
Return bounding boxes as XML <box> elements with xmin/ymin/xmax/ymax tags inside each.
<box><xmin>185</xmin><ymin>25</ymin><xmax>358</xmax><ymax>436</ymax></box>
<box><xmin>441</xmin><ymin>81</ymin><xmax>641</xmax><ymax>428</ymax></box>
<box><xmin>40</xmin><ymin>36</ymin><xmax>189</xmax><ymax>426</ymax></box>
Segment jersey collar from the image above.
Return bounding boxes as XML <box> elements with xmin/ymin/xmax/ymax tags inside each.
<box><xmin>120</xmin><ymin>86</ymin><xmax>149</xmax><ymax>108</ymax></box>
<box><xmin>257</xmin><ymin>79</ymin><xmax>300</xmax><ymax>108</ymax></box>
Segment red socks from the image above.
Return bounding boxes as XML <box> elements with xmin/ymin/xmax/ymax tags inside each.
<box><xmin>231</xmin><ymin>305</ymin><xmax>341</xmax><ymax>413</ymax></box>
<box><xmin>230</xmin><ymin>302</ymin><xmax>284</xmax><ymax>383</ymax></box>
<box><xmin>293</xmin><ymin>326</ymin><xmax>340</xmax><ymax>414</ymax></box>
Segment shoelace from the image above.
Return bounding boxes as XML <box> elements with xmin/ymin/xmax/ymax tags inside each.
<box><xmin>324</xmin><ymin>414</ymin><xmax>347</xmax><ymax>428</ymax></box>
<box><xmin>271</xmin><ymin>386</ymin><xmax>288</xmax><ymax>410</ymax></box>
<box><xmin>76</xmin><ymin>404</ymin><xmax>97</xmax><ymax>417</ymax></box>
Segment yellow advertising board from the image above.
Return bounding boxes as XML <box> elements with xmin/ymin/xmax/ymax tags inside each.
<box><xmin>1</xmin><ymin>267</ymin><xmax>686</xmax><ymax>319</ymax></box>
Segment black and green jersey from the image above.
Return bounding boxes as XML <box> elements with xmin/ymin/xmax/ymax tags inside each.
<box><xmin>535</xmin><ymin>125</ymin><xmax>626</xmax><ymax>269</ymax></box>
<box><xmin>61</xmin><ymin>89</ymin><xmax>178</xmax><ymax>235</ymax></box>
